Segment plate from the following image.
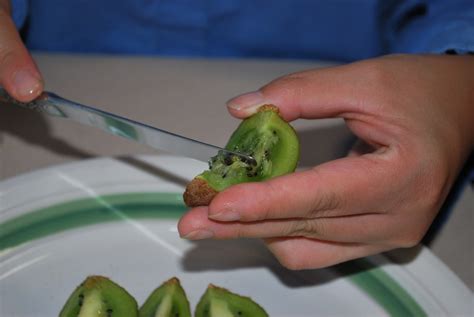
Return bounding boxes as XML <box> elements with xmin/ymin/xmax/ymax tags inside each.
<box><xmin>0</xmin><ymin>155</ymin><xmax>471</xmax><ymax>316</ymax></box>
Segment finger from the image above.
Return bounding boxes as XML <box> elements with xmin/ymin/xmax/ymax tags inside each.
<box><xmin>178</xmin><ymin>205</ymin><xmax>393</xmax><ymax>244</ymax></box>
<box><xmin>0</xmin><ymin>4</ymin><xmax>43</xmax><ymax>102</ymax></box>
<box><xmin>226</xmin><ymin>64</ymin><xmax>364</xmax><ymax>121</ymax></box>
<box><xmin>225</xmin><ymin>64</ymin><xmax>396</xmax><ymax>149</ymax></box>
<box><xmin>208</xmin><ymin>154</ymin><xmax>398</xmax><ymax>223</ymax></box>
<box><xmin>264</xmin><ymin>237</ymin><xmax>387</xmax><ymax>270</ymax></box>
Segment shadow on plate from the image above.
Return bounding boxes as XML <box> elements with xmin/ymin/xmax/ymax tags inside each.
<box><xmin>0</xmin><ymin>104</ymin><xmax>94</xmax><ymax>159</ymax></box>
<box><xmin>116</xmin><ymin>156</ymin><xmax>190</xmax><ymax>187</ymax></box>
<box><xmin>180</xmin><ymin>238</ymin><xmax>422</xmax><ymax>289</ymax></box>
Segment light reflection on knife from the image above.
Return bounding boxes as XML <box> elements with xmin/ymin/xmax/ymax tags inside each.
<box><xmin>0</xmin><ymin>87</ymin><xmax>255</xmax><ymax>164</ymax></box>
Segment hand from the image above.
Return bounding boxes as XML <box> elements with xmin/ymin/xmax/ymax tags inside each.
<box><xmin>0</xmin><ymin>0</ymin><xmax>43</xmax><ymax>101</ymax></box>
<box><xmin>178</xmin><ymin>54</ymin><xmax>474</xmax><ymax>270</ymax></box>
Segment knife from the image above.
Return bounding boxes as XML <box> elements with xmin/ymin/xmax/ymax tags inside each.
<box><xmin>0</xmin><ymin>87</ymin><xmax>255</xmax><ymax>164</ymax></box>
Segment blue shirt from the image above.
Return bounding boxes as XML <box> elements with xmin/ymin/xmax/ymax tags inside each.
<box><xmin>12</xmin><ymin>0</ymin><xmax>474</xmax><ymax>61</ymax></box>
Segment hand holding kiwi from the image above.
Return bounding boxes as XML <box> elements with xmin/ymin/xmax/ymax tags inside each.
<box><xmin>179</xmin><ymin>55</ymin><xmax>474</xmax><ymax>271</ymax></box>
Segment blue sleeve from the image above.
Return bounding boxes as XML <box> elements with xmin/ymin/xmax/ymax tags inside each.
<box><xmin>10</xmin><ymin>0</ymin><xmax>29</xmax><ymax>29</ymax></box>
<box><xmin>382</xmin><ymin>0</ymin><xmax>474</xmax><ymax>55</ymax></box>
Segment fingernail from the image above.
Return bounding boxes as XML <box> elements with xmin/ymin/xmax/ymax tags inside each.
<box><xmin>182</xmin><ymin>229</ymin><xmax>214</xmax><ymax>240</ymax></box>
<box><xmin>226</xmin><ymin>91</ymin><xmax>267</xmax><ymax>113</ymax></box>
<box><xmin>12</xmin><ymin>69</ymin><xmax>42</xmax><ymax>99</ymax></box>
<box><xmin>209</xmin><ymin>210</ymin><xmax>240</xmax><ymax>222</ymax></box>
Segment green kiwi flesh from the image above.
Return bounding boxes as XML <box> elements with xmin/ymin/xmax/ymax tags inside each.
<box><xmin>194</xmin><ymin>284</ymin><xmax>268</xmax><ymax>317</ymax></box>
<box><xmin>59</xmin><ymin>276</ymin><xmax>138</xmax><ymax>317</ymax></box>
<box><xmin>184</xmin><ymin>105</ymin><xmax>299</xmax><ymax>206</ymax></box>
<box><xmin>139</xmin><ymin>277</ymin><xmax>191</xmax><ymax>317</ymax></box>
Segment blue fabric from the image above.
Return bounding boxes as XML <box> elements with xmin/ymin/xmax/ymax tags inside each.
<box><xmin>381</xmin><ymin>0</ymin><xmax>474</xmax><ymax>55</ymax></box>
<box><xmin>10</xmin><ymin>0</ymin><xmax>28</xmax><ymax>28</ymax></box>
<box><xmin>11</xmin><ymin>0</ymin><xmax>473</xmax><ymax>61</ymax></box>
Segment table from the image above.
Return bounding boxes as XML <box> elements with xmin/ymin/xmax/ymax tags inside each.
<box><xmin>1</xmin><ymin>54</ymin><xmax>472</xmax><ymax>290</ymax></box>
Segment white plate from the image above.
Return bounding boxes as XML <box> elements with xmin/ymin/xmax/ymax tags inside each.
<box><xmin>0</xmin><ymin>155</ymin><xmax>471</xmax><ymax>317</ymax></box>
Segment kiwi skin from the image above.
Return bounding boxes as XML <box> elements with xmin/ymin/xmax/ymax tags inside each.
<box><xmin>194</xmin><ymin>284</ymin><xmax>269</xmax><ymax>317</ymax></box>
<box><xmin>59</xmin><ymin>275</ymin><xmax>138</xmax><ymax>317</ymax></box>
<box><xmin>183</xmin><ymin>104</ymin><xmax>299</xmax><ymax>207</ymax></box>
<box><xmin>139</xmin><ymin>277</ymin><xmax>191</xmax><ymax>317</ymax></box>
<box><xmin>183</xmin><ymin>178</ymin><xmax>218</xmax><ymax>207</ymax></box>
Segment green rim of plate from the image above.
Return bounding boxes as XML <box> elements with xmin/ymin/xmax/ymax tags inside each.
<box><xmin>0</xmin><ymin>192</ymin><xmax>426</xmax><ymax>317</ymax></box>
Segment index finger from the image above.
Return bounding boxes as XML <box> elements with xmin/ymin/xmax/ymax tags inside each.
<box><xmin>225</xmin><ymin>63</ymin><xmax>367</xmax><ymax>122</ymax></box>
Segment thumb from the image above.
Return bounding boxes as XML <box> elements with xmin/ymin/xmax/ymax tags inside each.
<box><xmin>226</xmin><ymin>64</ymin><xmax>367</xmax><ymax>122</ymax></box>
<box><xmin>0</xmin><ymin>3</ymin><xmax>43</xmax><ymax>102</ymax></box>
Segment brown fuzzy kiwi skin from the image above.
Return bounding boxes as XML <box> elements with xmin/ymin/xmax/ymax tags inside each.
<box><xmin>183</xmin><ymin>178</ymin><xmax>218</xmax><ymax>207</ymax></box>
<box><xmin>258</xmin><ymin>104</ymin><xmax>279</xmax><ymax>114</ymax></box>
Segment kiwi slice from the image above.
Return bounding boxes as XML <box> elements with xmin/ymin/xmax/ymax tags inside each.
<box><xmin>194</xmin><ymin>284</ymin><xmax>268</xmax><ymax>317</ymax></box>
<box><xmin>139</xmin><ymin>277</ymin><xmax>191</xmax><ymax>317</ymax></box>
<box><xmin>184</xmin><ymin>104</ymin><xmax>299</xmax><ymax>207</ymax></box>
<box><xmin>59</xmin><ymin>275</ymin><xmax>138</xmax><ymax>317</ymax></box>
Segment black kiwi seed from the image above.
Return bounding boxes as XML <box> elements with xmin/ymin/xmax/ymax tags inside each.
<box><xmin>247</xmin><ymin>171</ymin><xmax>258</xmax><ymax>177</ymax></box>
<box><xmin>250</xmin><ymin>158</ymin><xmax>259</xmax><ymax>166</ymax></box>
<box><xmin>264</xmin><ymin>150</ymin><xmax>270</xmax><ymax>159</ymax></box>
<box><xmin>224</xmin><ymin>154</ymin><xmax>233</xmax><ymax>166</ymax></box>
<box><xmin>240</xmin><ymin>156</ymin><xmax>256</xmax><ymax>166</ymax></box>
<box><xmin>208</xmin><ymin>156</ymin><xmax>218</xmax><ymax>169</ymax></box>
<box><xmin>106</xmin><ymin>308</ymin><xmax>113</xmax><ymax>317</ymax></box>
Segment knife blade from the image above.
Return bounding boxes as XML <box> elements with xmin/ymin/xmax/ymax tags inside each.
<box><xmin>0</xmin><ymin>87</ymin><xmax>255</xmax><ymax>164</ymax></box>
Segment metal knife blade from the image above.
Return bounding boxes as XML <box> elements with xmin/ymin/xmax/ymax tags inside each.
<box><xmin>0</xmin><ymin>87</ymin><xmax>255</xmax><ymax>164</ymax></box>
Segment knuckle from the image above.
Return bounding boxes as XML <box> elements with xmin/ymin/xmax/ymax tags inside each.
<box><xmin>261</xmin><ymin>73</ymin><xmax>308</xmax><ymax>99</ymax></box>
<box><xmin>310</xmin><ymin>191</ymin><xmax>341</xmax><ymax>217</ymax></box>
<box><xmin>289</xmin><ymin>219</ymin><xmax>322</xmax><ymax>238</ymax></box>
<box><xmin>307</xmin><ymin>168</ymin><xmax>343</xmax><ymax>216</ymax></box>
<box><xmin>0</xmin><ymin>48</ymin><xmax>15</xmax><ymax>67</ymax></box>
<box><xmin>404</xmin><ymin>150</ymin><xmax>450</xmax><ymax>212</ymax></box>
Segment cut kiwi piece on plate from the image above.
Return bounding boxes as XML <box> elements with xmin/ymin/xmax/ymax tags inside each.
<box><xmin>184</xmin><ymin>104</ymin><xmax>299</xmax><ymax>207</ymax></box>
<box><xmin>59</xmin><ymin>275</ymin><xmax>138</xmax><ymax>317</ymax></box>
<box><xmin>194</xmin><ymin>284</ymin><xmax>268</xmax><ymax>317</ymax></box>
<box><xmin>139</xmin><ymin>277</ymin><xmax>191</xmax><ymax>317</ymax></box>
